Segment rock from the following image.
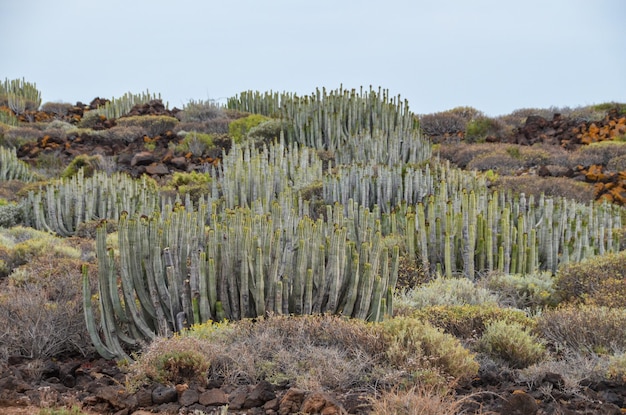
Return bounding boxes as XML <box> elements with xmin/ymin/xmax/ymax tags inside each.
<box><xmin>598</xmin><ymin>402</ymin><xmax>622</xmax><ymax>415</ymax></box>
<box><xmin>133</xmin><ymin>388</ymin><xmax>153</xmax><ymax>407</ymax></box>
<box><xmin>96</xmin><ymin>385</ymin><xmax>128</xmax><ymax>409</ymax></box>
<box><xmin>279</xmin><ymin>388</ymin><xmax>306</xmax><ymax>415</ymax></box>
<box><xmin>541</xmin><ymin>372</ymin><xmax>564</xmax><ymax>390</ymax></box>
<box><xmin>131</xmin><ymin>151</ymin><xmax>157</xmax><ymax>166</ymax></box>
<box><xmin>169</xmin><ymin>156</ymin><xmax>188</xmax><ymax>170</ymax></box>
<box><xmin>301</xmin><ymin>392</ymin><xmax>347</xmax><ymax>415</ymax></box>
<box><xmin>152</xmin><ymin>385</ymin><xmax>178</xmax><ymax>405</ymax></box>
<box><xmin>178</xmin><ymin>388</ymin><xmax>199</xmax><ymax>406</ymax></box>
<box><xmin>244</xmin><ymin>380</ymin><xmax>276</xmax><ymax>408</ymax></box>
<box><xmin>145</xmin><ymin>162</ymin><xmax>169</xmax><ymax>175</ymax></box>
<box><xmin>199</xmin><ymin>388</ymin><xmax>229</xmax><ymax>406</ymax></box>
<box><xmin>154</xmin><ymin>402</ymin><xmax>180</xmax><ymax>414</ymax></box>
<box><xmin>501</xmin><ymin>390</ymin><xmax>538</xmax><ymax>415</ymax></box>
<box><xmin>228</xmin><ymin>385</ymin><xmax>249</xmax><ymax>409</ymax></box>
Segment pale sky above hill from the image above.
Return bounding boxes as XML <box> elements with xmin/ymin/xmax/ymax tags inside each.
<box><xmin>1</xmin><ymin>0</ymin><xmax>625</xmax><ymax>116</ymax></box>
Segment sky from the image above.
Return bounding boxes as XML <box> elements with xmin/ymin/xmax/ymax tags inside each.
<box><xmin>1</xmin><ymin>0</ymin><xmax>625</xmax><ymax>116</ymax></box>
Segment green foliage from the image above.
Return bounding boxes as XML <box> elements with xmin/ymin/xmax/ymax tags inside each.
<box><xmin>478</xmin><ymin>320</ymin><xmax>546</xmax><ymax>368</ymax></box>
<box><xmin>397</xmin><ymin>277</ymin><xmax>498</xmax><ymax>310</ymax></box>
<box><xmin>177</xmin><ymin>131</ymin><xmax>214</xmax><ymax>156</ymax></box>
<box><xmin>482</xmin><ymin>271</ymin><xmax>557</xmax><ymax>309</ymax></box>
<box><xmin>411</xmin><ymin>304</ymin><xmax>535</xmax><ymax>339</ymax></box>
<box><xmin>39</xmin><ymin>406</ymin><xmax>90</xmax><ymax>415</ymax></box>
<box><xmin>116</xmin><ymin>115</ymin><xmax>179</xmax><ymax>137</ymax></box>
<box><xmin>536</xmin><ymin>305</ymin><xmax>626</xmax><ymax>355</ymax></box>
<box><xmin>166</xmin><ymin>170</ymin><xmax>212</xmax><ymax>202</ymax></box>
<box><xmin>554</xmin><ymin>251</ymin><xmax>626</xmax><ymax>306</ymax></box>
<box><xmin>465</xmin><ymin>116</ymin><xmax>504</xmax><ymax>142</ymax></box>
<box><xmin>246</xmin><ymin>119</ymin><xmax>287</xmax><ymax>144</ymax></box>
<box><xmin>228</xmin><ymin>113</ymin><xmax>270</xmax><ymax>144</ymax></box>
<box><xmin>61</xmin><ymin>155</ymin><xmax>103</xmax><ymax>178</ymax></box>
<box><xmin>0</xmin><ymin>200</ymin><xmax>24</xmax><ymax>228</ymax></box>
<box><xmin>0</xmin><ymin>109</ymin><xmax>19</xmax><ymax>126</ymax></box>
<box><xmin>380</xmin><ymin>316</ymin><xmax>479</xmax><ymax>382</ymax></box>
<box><xmin>607</xmin><ymin>353</ymin><xmax>626</xmax><ymax>382</ymax></box>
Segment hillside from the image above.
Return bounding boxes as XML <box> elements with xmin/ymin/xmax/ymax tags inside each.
<box><xmin>1</xmin><ymin>80</ymin><xmax>626</xmax><ymax>414</ymax></box>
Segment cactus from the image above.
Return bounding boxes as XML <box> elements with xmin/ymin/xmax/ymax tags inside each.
<box><xmin>0</xmin><ymin>146</ymin><xmax>36</xmax><ymax>181</ymax></box>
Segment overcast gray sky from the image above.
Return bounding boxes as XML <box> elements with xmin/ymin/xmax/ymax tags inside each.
<box><xmin>1</xmin><ymin>0</ymin><xmax>625</xmax><ymax>116</ymax></box>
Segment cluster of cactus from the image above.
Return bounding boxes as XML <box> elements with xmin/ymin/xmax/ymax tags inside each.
<box><xmin>0</xmin><ymin>77</ymin><xmax>42</xmax><ymax>115</ymax></box>
<box><xmin>0</xmin><ymin>108</ymin><xmax>19</xmax><ymax>126</ymax></box>
<box><xmin>25</xmin><ymin>169</ymin><xmax>161</xmax><ymax>236</ymax></box>
<box><xmin>227</xmin><ymin>86</ymin><xmax>431</xmax><ymax>165</ymax></box>
<box><xmin>0</xmin><ymin>146</ymin><xmax>36</xmax><ymax>182</ymax></box>
<box><xmin>84</xmin><ymin>200</ymin><xmax>399</xmax><ymax>359</ymax></box>
<box><xmin>91</xmin><ymin>90</ymin><xmax>165</xmax><ymax>120</ymax></box>
<box><xmin>218</xmin><ymin>139</ymin><xmax>323</xmax><ymax>211</ymax></box>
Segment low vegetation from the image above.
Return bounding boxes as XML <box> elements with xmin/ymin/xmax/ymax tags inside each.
<box><xmin>0</xmin><ymin>79</ymin><xmax>625</xmax><ymax>413</ymax></box>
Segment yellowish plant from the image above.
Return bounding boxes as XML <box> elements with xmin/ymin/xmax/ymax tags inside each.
<box><xmin>478</xmin><ymin>320</ymin><xmax>546</xmax><ymax>369</ymax></box>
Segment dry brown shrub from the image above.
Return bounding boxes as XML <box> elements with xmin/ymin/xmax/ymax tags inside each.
<box><xmin>0</xmin><ymin>254</ymin><xmax>97</xmax><ymax>361</ymax></box>
<box><xmin>607</xmin><ymin>154</ymin><xmax>626</xmax><ymax>172</ymax></box>
<box><xmin>554</xmin><ymin>250</ymin><xmax>626</xmax><ymax>305</ymax></box>
<box><xmin>40</xmin><ymin>102</ymin><xmax>73</xmax><ymax>117</ymax></box>
<box><xmin>495</xmin><ymin>176</ymin><xmax>595</xmax><ymax>203</ymax></box>
<box><xmin>436</xmin><ymin>143</ymin><xmax>493</xmax><ymax>168</ymax></box>
<box><xmin>568</xmin><ymin>141</ymin><xmax>626</xmax><ymax>167</ymax></box>
<box><xmin>535</xmin><ymin>305</ymin><xmax>626</xmax><ymax>355</ymax></box>
<box><xmin>2</xmin><ymin>126</ymin><xmax>42</xmax><ymax>147</ymax></box>
<box><xmin>466</xmin><ymin>149</ymin><xmax>526</xmax><ymax>174</ymax></box>
<box><xmin>419</xmin><ymin>112</ymin><xmax>467</xmax><ymax>137</ymax></box>
<box><xmin>104</xmin><ymin>125</ymin><xmax>146</xmax><ymax>143</ymax></box>
<box><xmin>369</xmin><ymin>385</ymin><xmax>471</xmax><ymax>415</ymax></box>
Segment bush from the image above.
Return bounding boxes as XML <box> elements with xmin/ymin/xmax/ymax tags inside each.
<box><xmin>477</xmin><ymin>320</ymin><xmax>546</xmax><ymax>368</ymax></box>
<box><xmin>481</xmin><ymin>271</ymin><xmax>557</xmax><ymax>309</ymax></box>
<box><xmin>0</xmin><ymin>246</ymin><xmax>95</xmax><ymax>360</ymax></box>
<box><xmin>61</xmin><ymin>154</ymin><xmax>104</xmax><ymax>178</ymax></box>
<box><xmin>179</xmin><ymin>99</ymin><xmax>224</xmax><ymax>122</ymax></box>
<box><xmin>228</xmin><ymin>114</ymin><xmax>270</xmax><ymax>144</ymax></box>
<box><xmin>535</xmin><ymin>305</ymin><xmax>626</xmax><ymax>355</ymax></box>
<box><xmin>166</xmin><ymin>171</ymin><xmax>212</xmax><ymax>203</ymax></box>
<box><xmin>380</xmin><ymin>317</ymin><xmax>479</xmax><ymax>382</ymax></box>
<box><xmin>104</xmin><ymin>125</ymin><xmax>146</xmax><ymax>143</ymax></box>
<box><xmin>116</xmin><ymin>115</ymin><xmax>179</xmax><ymax>138</ymax></box>
<box><xmin>554</xmin><ymin>251</ymin><xmax>626</xmax><ymax>306</ymax></box>
<box><xmin>176</xmin><ymin>131</ymin><xmax>214</xmax><ymax>156</ymax></box>
<box><xmin>465</xmin><ymin>116</ymin><xmax>505</xmax><ymax>142</ymax></box>
<box><xmin>495</xmin><ymin>176</ymin><xmax>596</xmax><ymax>203</ymax></box>
<box><xmin>411</xmin><ymin>304</ymin><xmax>535</xmax><ymax>339</ymax></box>
<box><xmin>607</xmin><ymin>154</ymin><xmax>626</xmax><ymax>172</ymax></box>
<box><xmin>40</xmin><ymin>101</ymin><xmax>73</xmax><ymax>117</ymax></box>
<box><xmin>2</xmin><ymin>126</ymin><xmax>42</xmax><ymax>147</ymax></box>
<box><xmin>369</xmin><ymin>385</ymin><xmax>465</xmax><ymax>415</ymax></box>
<box><xmin>569</xmin><ymin>141</ymin><xmax>626</xmax><ymax>168</ymax></box>
<box><xmin>0</xmin><ymin>200</ymin><xmax>24</xmax><ymax>228</ymax></box>
<box><xmin>607</xmin><ymin>353</ymin><xmax>626</xmax><ymax>382</ymax></box>
<box><xmin>396</xmin><ymin>276</ymin><xmax>498</xmax><ymax>310</ymax></box>
<box><xmin>247</xmin><ymin>119</ymin><xmax>287</xmax><ymax>145</ymax></box>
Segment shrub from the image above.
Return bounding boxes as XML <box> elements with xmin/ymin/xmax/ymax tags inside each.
<box><xmin>569</xmin><ymin>141</ymin><xmax>626</xmax><ymax>167</ymax></box>
<box><xmin>176</xmin><ymin>131</ymin><xmax>214</xmax><ymax>156</ymax></box>
<box><xmin>179</xmin><ymin>99</ymin><xmax>224</xmax><ymax>122</ymax></box>
<box><xmin>40</xmin><ymin>101</ymin><xmax>73</xmax><ymax>118</ymax></box>
<box><xmin>607</xmin><ymin>353</ymin><xmax>626</xmax><ymax>382</ymax></box>
<box><xmin>0</xmin><ymin>249</ymin><xmax>95</xmax><ymax>360</ymax></box>
<box><xmin>131</xmin><ymin>314</ymin><xmax>385</xmax><ymax>391</ymax></box>
<box><xmin>228</xmin><ymin>114</ymin><xmax>270</xmax><ymax>144</ymax></box>
<box><xmin>0</xmin><ymin>200</ymin><xmax>24</xmax><ymax>228</ymax></box>
<box><xmin>607</xmin><ymin>154</ymin><xmax>626</xmax><ymax>172</ymax></box>
<box><xmin>554</xmin><ymin>251</ymin><xmax>626</xmax><ymax>306</ymax></box>
<box><xmin>380</xmin><ymin>317</ymin><xmax>479</xmax><ymax>383</ymax></box>
<box><xmin>535</xmin><ymin>305</ymin><xmax>626</xmax><ymax>355</ymax></box>
<box><xmin>396</xmin><ymin>276</ymin><xmax>498</xmax><ymax>310</ymax></box>
<box><xmin>419</xmin><ymin>111</ymin><xmax>467</xmax><ymax>138</ymax></box>
<box><xmin>128</xmin><ymin>336</ymin><xmax>210</xmax><ymax>388</ymax></box>
<box><xmin>166</xmin><ymin>171</ymin><xmax>212</xmax><ymax>203</ymax></box>
<box><xmin>436</xmin><ymin>143</ymin><xmax>493</xmax><ymax>169</ymax></box>
<box><xmin>465</xmin><ymin>116</ymin><xmax>505</xmax><ymax>142</ymax></box>
<box><xmin>466</xmin><ymin>149</ymin><xmax>526</xmax><ymax>174</ymax></box>
<box><xmin>247</xmin><ymin>119</ymin><xmax>287</xmax><ymax>145</ymax></box>
<box><xmin>116</xmin><ymin>115</ymin><xmax>179</xmax><ymax>138</ymax></box>
<box><xmin>495</xmin><ymin>176</ymin><xmax>596</xmax><ymax>203</ymax></box>
<box><xmin>481</xmin><ymin>271</ymin><xmax>557</xmax><ymax>309</ymax></box>
<box><xmin>104</xmin><ymin>125</ymin><xmax>146</xmax><ymax>143</ymax></box>
<box><xmin>411</xmin><ymin>304</ymin><xmax>535</xmax><ymax>339</ymax></box>
<box><xmin>477</xmin><ymin>320</ymin><xmax>546</xmax><ymax>368</ymax></box>
<box><xmin>369</xmin><ymin>385</ymin><xmax>465</xmax><ymax>415</ymax></box>
<box><xmin>2</xmin><ymin>126</ymin><xmax>42</xmax><ymax>147</ymax></box>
